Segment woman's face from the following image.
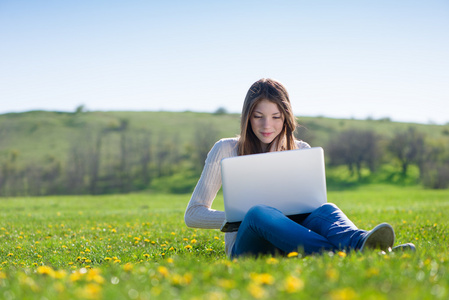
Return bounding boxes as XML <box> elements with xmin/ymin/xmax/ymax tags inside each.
<box><xmin>250</xmin><ymin>99</ymin><xmax>285</xmax><ymax>150</ymax></box>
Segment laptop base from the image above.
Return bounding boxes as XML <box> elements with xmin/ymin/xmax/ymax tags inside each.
<box><xmin>220</xmin><ymin>213</ymin><xmax>311</xmax><ymax>233</ymax></box>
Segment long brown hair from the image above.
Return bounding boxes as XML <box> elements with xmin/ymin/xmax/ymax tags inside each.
<box><xmin>238</xmin><ymin>78</ymin><xmax>298</xmax><ymax>155</ymax></box>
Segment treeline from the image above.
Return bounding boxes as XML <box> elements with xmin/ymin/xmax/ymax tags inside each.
<box><xmin>323</xmin><ymin>127</ymin><xmax>449</xmax><ymax>189</ymax></box>
<box><xmin>0</xmin><ymin>117</ymin><xmax>448</xmax><ymax>196</ymax></box>
<box><xmin>0</xmin><ymin>119</ymin><xmax>220</xmax><ymax>196</ymax></box>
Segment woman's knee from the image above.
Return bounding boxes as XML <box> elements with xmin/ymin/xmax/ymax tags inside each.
<box><xmin>313</xmin><ymin>203</ymin><xmax>340</xmax><ymax>215</ymax></box>
<box><xmin>245</xmin><ymin>205</ymin><xmax>279</xmax><ymax>222</ymax></box>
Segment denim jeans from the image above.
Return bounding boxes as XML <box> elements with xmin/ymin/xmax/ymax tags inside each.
<box><xmin>231</xmin><ymin>203</ymin><xmax>367</xmax><ymax>258</ymax></box>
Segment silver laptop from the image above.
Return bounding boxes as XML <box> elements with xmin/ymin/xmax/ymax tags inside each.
<box><xmin>220</xmin><ymin>147</ymin><xmax>327</xmax><ymax>232</ymax></box>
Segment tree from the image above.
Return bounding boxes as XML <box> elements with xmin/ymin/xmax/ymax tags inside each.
<box><xmin>327</xmin><ymin>129</ymin><xmax>381</xmax><ymax>180</ymax></box>
<box><xmin>191</xmin><ymin>123</ymin><xmax>219</xmax><ymax>172</ymax></box>
<box><xmin>387</xmin><ymin>127</ymin><xmax>425</xmax><ymax>177</ymax></box>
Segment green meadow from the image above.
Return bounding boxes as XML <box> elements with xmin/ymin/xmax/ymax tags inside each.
<box><xmin>1</xmin><ymin>185</ymin><xmax>448</xmax><ymax>299</ymax></box>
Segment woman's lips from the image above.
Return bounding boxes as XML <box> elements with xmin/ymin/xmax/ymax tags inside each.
<box><xmin>261</xmin><ymin>132</ymin><xmax>273</xmax><ymax>137</ymax></box>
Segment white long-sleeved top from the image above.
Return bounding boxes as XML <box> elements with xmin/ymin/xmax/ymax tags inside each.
<box><xmin>184</xmin><ymin>137</ymin><xmax>311</xmax><ymax>256</ymax></box>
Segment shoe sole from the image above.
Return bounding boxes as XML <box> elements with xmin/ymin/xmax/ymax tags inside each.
<box><xmin>391</xmin><ymin>243</ymin><xmax>416</xmax><ymax>252</ymax></box>
<box><xmin>360</xmin><ymin>223</ymin><xmax>395</xmax><ymax>252</ymax></box>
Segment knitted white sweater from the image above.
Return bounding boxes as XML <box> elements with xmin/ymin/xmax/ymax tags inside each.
<box><xmin>184</xmin><ymin>137</ymin><xmax>311</xmax><ymax>256</ymax></box>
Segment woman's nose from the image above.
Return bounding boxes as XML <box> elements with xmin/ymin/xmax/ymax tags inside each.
<box><xmin>262</xmin><ymin>118</ymin><xmax>271</xmax><ymax>128</ymax></box>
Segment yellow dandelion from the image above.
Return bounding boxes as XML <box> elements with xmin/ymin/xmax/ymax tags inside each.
<box><xmin>329</xmin><ymin>287</ymin><xmax>358</xmax><ymax>300</ymax></box>
<box><xmin>190</xmin><ymin>239</ymin><xmax>197</xmax><ymax>244</ymax></box>
<box><xmin>157</xmin><ymin>266</ymin><xmax>169</xmax><ymax>277</ymax></box>
<box><xmin>218</xmin><ymin>279</ymin><xmax>236</xmax><ymax>289</ymax></box>
<box><xmin>169</xmin><ymin>247</ymin><xmax>175</xmax><ymax>251</ymax></box>
<box><xmin>70</xmin><ymin>271</ymin><xmax>82</xmax><ymax>282</ymax></box>
<box><xmin>184</xmin><ymin>245</ymin><xmax>192</xmax><ymax>250</ymax></box>
<box><xmin>123</xmin><ymin>263</ymin><xmax>133</xmax><ymax>272</ymax></box>
<box><xmin>167</xmin><ymin>258</ymin><xmax>174</xmax><ymax>264</ymax></box>
<box><xmin>79</xmin><ymin>283</ymin><xmax>102</xmax><ymax>300</ymax></box>
<box><xmin>182</xmin><ymin>272</ymin><xmax>193</xmax><ymax>284</ymax></box>
<box><xmin>104</xmin><ymin>257</ymin><xmax>112</xmax><ymax>262</ymax></box>
<box><xmin>287</xmin><ymin>251</ymin><xmax>299</xmax><ymax>258</ymax></box>
<box><xmin>144</xmin><ymin>239</ymin><xmax>150</xmax><ymax>243</ymax></box>
<box><xmin>143</xmin><ymin>254</ymin><xmax>150</xmax><ymax>258</ymax></box>
<box><xmin>337</xmin><ymin>251</ymin><xmax>347</xmax><ymax>258</ymax></box>
<box><xmin>326</xmin><ymin>268</ymin><xmax>339</xmax><ymax>281</ymax></box>
<box><xmin>266</xmin><ymin>257</ymin><xmax>279</xmax><ymax>264</ymax></box>
<box><xmin>111</xmin><ymin>229</ymin><xmax>117</xmax><ymax>233</ymax></box>
<box><xmin>284</xmin><ymin>275</ymin><xmax>304</xmax><ymax>293</ymax></box>
<box><xmin>37</xmin><ymin>266</ymin><xmax>55</xmax><ymax>277</ymax></box>
<box><xmin>53</xmin><ymin>270</ymin><xmax>67</xmax><ymax>279</ymax></box>
<box><xmin>7</xmin><ymin>253</ymin><xmax>13</xmax><ymax>257</ymax></box>
<box><xmin>87</xmin><ymin>269</ymin><xmax>105</xmax><ymax>284</ymax></box>
<box><xmin>250</xmin><ymin>272</ymin><xmax>275</xmax><ymax>285</ymax></box>
<box><xmin>214</xmin><ymin>236</ymin><xmax>220</xmax><ymax>240</ymax></box>
<box><xmin>248</xmin><ymin>282</ymin><xmax>267</xmax><ymax>299</ymax></box>
<box><xmin>171</xmin><ymin>232</ymin><xmax>176</xmax><ymax>235</ymax></box>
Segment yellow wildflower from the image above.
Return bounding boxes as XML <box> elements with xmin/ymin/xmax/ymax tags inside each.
<box><xmin>247</xmin><ymin>282</ymin><xmax>266</xmax><ymax>299</ymax></box>
<box><xmin>329</xmin><ymin>287</ymin><xmax>358</xmax><ymax>300</ymax></box>
<box><xmin>250</xmin><ymin>272</ymin><xmax>275</xmax><ymax>285</ymax></box>
<box><xmin>266</xmin><ymin>257</ymin><xmax>279</xmax><ymax>264</ymax></box>
<box><xmin>337</xmin><ymin>251</ymin><xmax>347</xmax><ymax>258</ymax></box>
<box><xmin>284</xmin><ymin>275</ymin><xmax>304</xmax><ymax>293</ymax></box>
<box><xmin>287</xmin><ymin>252</ymin><xmax>298</xmax><ymax>258</ymax></box>
<box><xmin>86</xmin><ymin>269</ymin><xmax>105</xmax><ymax>284</ymax></box>
<box><xmin>79</xmin><ymin>283</ymin><xmax>102</xmax><ymax>300</ymax></box>
<box><xmin>157</xmin><ymin>266</ymin><xmax>169</xmax><ymax>277</ymax></box>
<box><xmin>123</xmin><ymin>263</ymin><xmax>133</xmax><ymax>272</ymax></box>
<box><xmin>37</xmin><ymin>266</ymin><xmax>55</xmax><ymax>277</ymax></box>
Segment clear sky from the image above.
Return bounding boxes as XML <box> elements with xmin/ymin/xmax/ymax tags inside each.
<box><xmin>1</xmin><ymin>0</ymin><xmax>448</xmax><ymax>124</ymax></box>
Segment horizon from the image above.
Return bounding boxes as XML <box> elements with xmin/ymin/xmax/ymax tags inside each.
<box><xmin>1</xmin><ymin>107</ymin><xmax>445</xmax><ymax>126</ymax></box>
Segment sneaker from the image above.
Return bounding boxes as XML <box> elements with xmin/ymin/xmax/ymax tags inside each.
<box><xmin>390</xmin><ymin>243</ymin><xmax>416</xmax><ymax>252</ymax></box>
<box><xmin>359</xmin><ymin>223</ymin><xmax>395</xmax><ymax>252</ymax></box>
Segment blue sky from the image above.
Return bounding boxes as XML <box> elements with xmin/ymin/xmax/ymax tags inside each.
<box><xmin>1</xmin><ymin>0</ymin><xmax>448</xmax><ymax>124</ymax></box>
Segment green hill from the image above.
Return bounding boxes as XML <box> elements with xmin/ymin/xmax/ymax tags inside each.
<box><xmin>0</xmin><ymin>110</ymin><xmax>448</xmax><ymax>196</ymax></box>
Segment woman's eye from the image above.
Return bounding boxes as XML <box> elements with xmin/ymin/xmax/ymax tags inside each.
<box><xmin>253</xmin><ymin>115</ymin><xmax>262</xmax><ymax>119</ymax></box>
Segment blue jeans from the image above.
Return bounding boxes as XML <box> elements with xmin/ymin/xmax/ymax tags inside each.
<box><xmin>231</xmin><ymin>203</ymin><xmax>367</xmax><ymax>258</ymax></box>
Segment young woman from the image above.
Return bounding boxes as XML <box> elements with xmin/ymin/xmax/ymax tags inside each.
<box><xmin>184</xmin><ymin>78</ymin><xmax>415</xmax><ymax>258</ymax></box>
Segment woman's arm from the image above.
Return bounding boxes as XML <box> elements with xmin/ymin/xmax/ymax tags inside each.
<box><xmin>184</xmin><ymin>139</ymin><xmax>236</xmax><ymax>229</ymax></box>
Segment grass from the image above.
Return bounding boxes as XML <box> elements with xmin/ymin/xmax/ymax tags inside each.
<box><xmin>0</xmin><ymin>185</ymin><xmax>448</xmax><ymax>299</ymax></box>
